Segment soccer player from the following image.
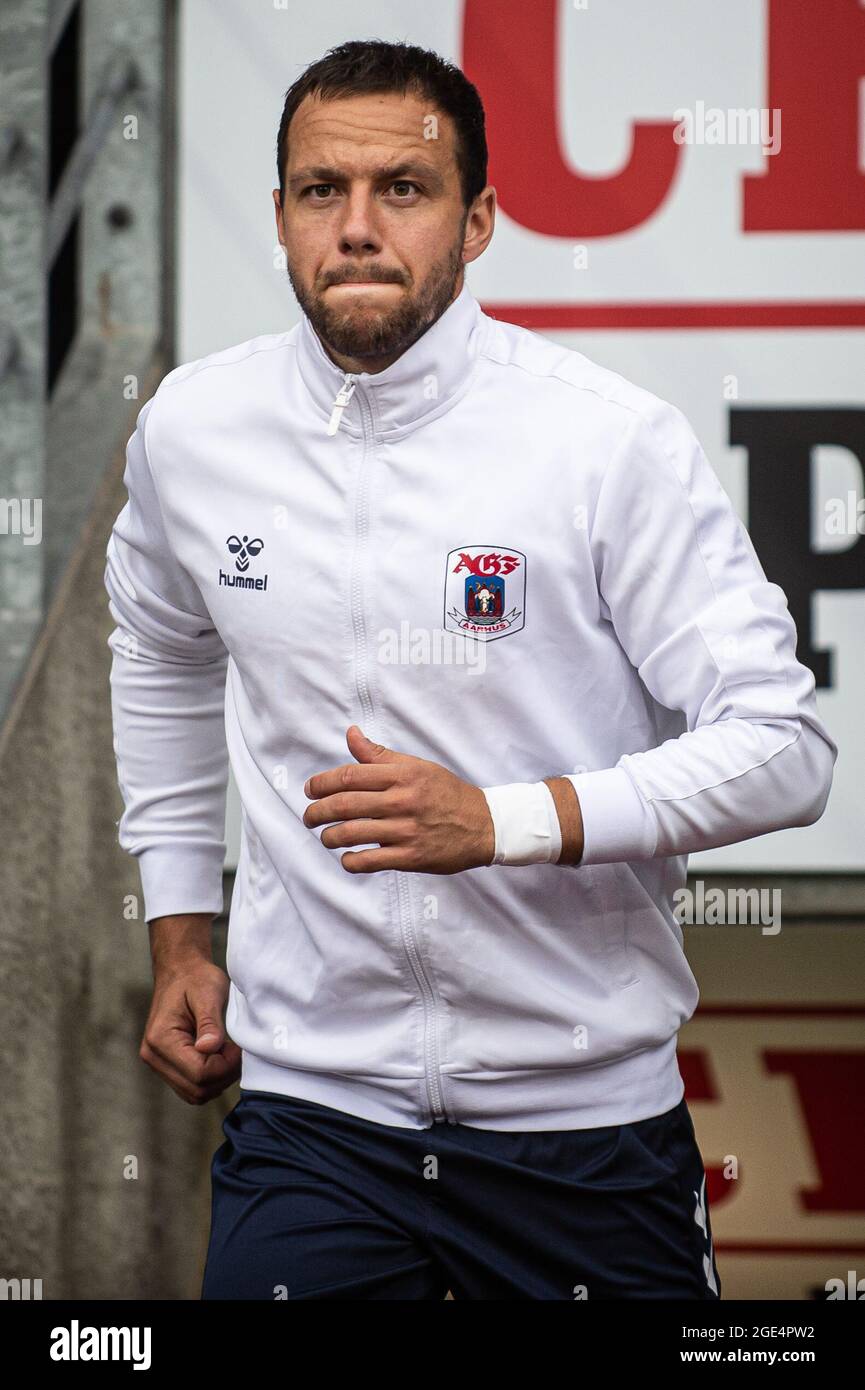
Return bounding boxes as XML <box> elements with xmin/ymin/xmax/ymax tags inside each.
<box><xmin>105</xmin><ymin>39</ymin><xmax>836</xmax><ymax>1300</ymax></box>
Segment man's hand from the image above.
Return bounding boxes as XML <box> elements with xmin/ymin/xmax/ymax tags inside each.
<box><xmin>140</xmin><ymin>914</ymin><xmax>242</xmax><ymax>1104</ymax></box>
<box><xmin>302</xmin><ymin>726</ymin><xmax>496</xmax><ymax>874</ymax></box>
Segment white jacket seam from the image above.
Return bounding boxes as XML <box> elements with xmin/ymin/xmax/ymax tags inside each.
<box><xmin>155</xmin><ymin>336</ymin><xmax>294</xmax><ymax>393</ymax></box>
<box><xmin>626</xmin><ymin>720</ymin><xmax>803</xmax><ymax>804</ymax></box>
<box><xmin>479</xmin><ymin>345</ymin><xmax>650</xmax><ymax>421</ymax></box>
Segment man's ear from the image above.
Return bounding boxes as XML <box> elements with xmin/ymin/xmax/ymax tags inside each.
<box><xmin>462</xmin><ymin>185</ymin><xmax>496</xmax><ymax>266</ymax></box>
<box><xmin>272</xmin><ymin>189</ymin><xmax>286</xmax><ymax>247</ymax></box>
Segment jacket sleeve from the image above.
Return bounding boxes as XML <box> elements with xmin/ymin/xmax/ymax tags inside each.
<box><xmin>564</xmin><ymin>400</ymin><xmax>837</xmax><ymax>865</ymax></box>
<box><xmin>104</xmin><ymin>394</ymin><xmax>230</xmax><ymax>922</ymax></box>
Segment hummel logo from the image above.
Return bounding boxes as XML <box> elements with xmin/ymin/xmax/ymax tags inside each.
<box><xmin>227</xmin><ymin>534</ymin><xmax>264</xmax><ymax>571</ymax></box>
<box><xmin>219</xmin><ymin>534</ymin><xmax>268</xmax><ymax>591</ymax></box>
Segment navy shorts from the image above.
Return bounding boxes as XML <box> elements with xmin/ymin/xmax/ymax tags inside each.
<box><xmin>201</xmin><ymin>1089</ymin><xmax>722</xmax><ymax>1300</ymax></box>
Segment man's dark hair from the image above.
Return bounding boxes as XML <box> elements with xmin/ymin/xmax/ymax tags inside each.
<box><xmin>276</xmin><ymin>39</ymin><xmax>488</xmax><ymax>211</ymax></box>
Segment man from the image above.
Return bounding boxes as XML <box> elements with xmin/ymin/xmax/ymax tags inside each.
<box><xmin>104</xmin><ymin>39</ymin><xmax>836</xmax><ymax>1300</ymax></box>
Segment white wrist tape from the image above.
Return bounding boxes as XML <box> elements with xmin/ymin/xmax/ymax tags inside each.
<box><xmin>480</xmin><ymin>781</ymin><xmax>563</xmax><ymax>866</ymax></box>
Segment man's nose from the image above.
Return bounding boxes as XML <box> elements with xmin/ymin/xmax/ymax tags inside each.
<box><xmin>337</xmin><ymin>188</ymin><xmax>382</xmax><ymax>252</ymax></box>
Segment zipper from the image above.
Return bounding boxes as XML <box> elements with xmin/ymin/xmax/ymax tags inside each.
<box><xmin>327</xmin><ymin>371</ymin><xmax>452</xmax><ymax>1125</ymax></box>
<box><xmin>393</xmin><ymin>870</ymin><xmax>450</xmax><ymax>1123</ymax></box>
<box><xmin>326</xmin><ymin>375</ymin><xmax>357</xmax><ymax>435</ymax></box>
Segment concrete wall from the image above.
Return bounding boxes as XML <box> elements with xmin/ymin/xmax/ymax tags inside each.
<box><xmin>0</xmin><ymin>367</ymin><xmax>236</xmax><ymax>1300</ymax></box>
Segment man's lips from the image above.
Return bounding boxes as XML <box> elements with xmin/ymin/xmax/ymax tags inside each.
<box><xmin>327</xmin><ymin>280</ymin><xmax>400</xmax><ymax>288</ymax></box>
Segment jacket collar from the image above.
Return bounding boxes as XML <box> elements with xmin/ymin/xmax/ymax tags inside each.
<box><xmin>295</xmin><ymin>279</ymin><xmax>487</xmax><ymax>439</ymax></box>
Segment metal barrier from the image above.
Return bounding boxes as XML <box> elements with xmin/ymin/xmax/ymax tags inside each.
<box><xmin>0</xmin><ymin>0</ymin><xmax>174</xmax><ymax>718</ymax></box>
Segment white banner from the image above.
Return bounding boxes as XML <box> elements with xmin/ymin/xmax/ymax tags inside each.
<box><xmin>181</xmin><ymin>0</ymin><xmax>864</xmax><ymax>871</ymax></box>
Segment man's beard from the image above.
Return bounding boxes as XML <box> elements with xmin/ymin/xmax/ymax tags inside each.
<box><xmin>285</xmin><ymin>231</ymin><xmax>466</xmax><ymax>364</ymax></box>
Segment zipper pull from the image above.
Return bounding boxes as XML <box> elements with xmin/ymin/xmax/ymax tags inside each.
<box><xmin>326</xmin><ymin>374</ymin><xmax>357</xmax><ymax>436</ymax></box>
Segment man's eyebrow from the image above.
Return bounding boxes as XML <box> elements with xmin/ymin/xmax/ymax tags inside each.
<box><xmin>287</xmin><ymin>160</ymin><xmax>445</xmax><ymax>191</ymax></box>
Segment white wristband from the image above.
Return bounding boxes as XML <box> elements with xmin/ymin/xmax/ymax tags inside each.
<box><xmin>480</xmin><ymin>781</ymin><xmax>563</xmax><ymax>865</ymax></box>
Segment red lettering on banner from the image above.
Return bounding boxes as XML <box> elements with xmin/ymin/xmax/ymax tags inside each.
<box><xmin>680</xmin><ymin>1039</ymin><xmax>865</xmax><ymax>1220</ymax></box>
<box><xmin>764</xmin><ymin>1050</ymin><xmax>865</xmax><ymax>1211</ymax></box>
<box><xmin>678</xmin><ymin>1048</ymin><xmax>717</xmax><ymax>1102</ymax></box>
<box><xmin>462</xmin><ymin>0</ymin><xmax>681</xmax><ymax>236</ymax></box>
<box><xmin>744</xmin><ymin>0</ymin><xmax>865</xmax><ymax>230</ymax></box>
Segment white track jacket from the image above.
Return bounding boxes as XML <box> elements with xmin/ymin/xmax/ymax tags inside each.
<box><xmin>104</xmin><ymin>281</ymin><xmax>836</xmax><ymax>1131</ymax></box>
